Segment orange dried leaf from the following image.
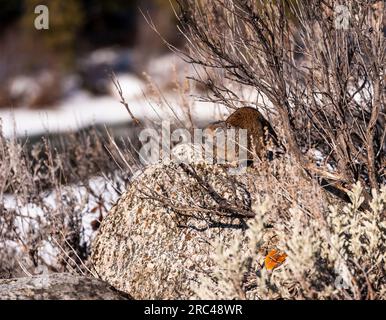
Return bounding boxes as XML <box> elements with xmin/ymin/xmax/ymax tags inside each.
<box><xmin>264</xmin><ymin>249</ymin><xmax>287</xmax><ymax>270</ymax></box>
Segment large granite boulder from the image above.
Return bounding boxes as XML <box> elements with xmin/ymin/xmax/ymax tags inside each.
<box><xmin>91</xmin><ymin>160</ymin><xmax>256</xmax><ymax>299</ymax></box>
<box><xmin>0</xmin><ymin>273</ymin><xmax>131</xmax><ymax>300</ymax></box>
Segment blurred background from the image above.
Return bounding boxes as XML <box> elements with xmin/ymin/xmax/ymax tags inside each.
<box><xmin>0</xmin><ymin>0</ymin><xmax>191</xmax><ymax>137</ymax></box>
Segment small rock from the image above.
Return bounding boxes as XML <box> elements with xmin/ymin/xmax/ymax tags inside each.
<box><xmin>0</xmin><ymin>273</ymin><xmax>131</xmax><ymax>300</ymax></box>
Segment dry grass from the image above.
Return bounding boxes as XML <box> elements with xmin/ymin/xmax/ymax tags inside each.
<box><xmin>175</xmin><ymin>0</ymin><xmax>385</xmax><ymax>204</ymax></box>
<box><xmin>0</xmin><ymin>123</ymin><xmax>137</xmax><ymax>279</ymax></box>
<box><xmin>194</xmin><ymin>171</ymin><xmax>386</xmax><ymax>300</ymax></box>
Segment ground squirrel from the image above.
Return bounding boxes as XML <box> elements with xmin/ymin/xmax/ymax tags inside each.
<box><xmin>205</xmin><ymin>107</ymin><xmax>280</xmax><ymax>164</ymax></box>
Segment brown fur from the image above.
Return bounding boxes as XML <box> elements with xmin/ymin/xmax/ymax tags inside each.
<box><xmin>205</xmin><ymin>107</ymin><xmax>279</xmax><ymax>163</ymax></box>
